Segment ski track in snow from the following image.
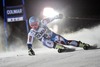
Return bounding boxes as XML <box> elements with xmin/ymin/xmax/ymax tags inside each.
<box><xmin>0</xmin><ymin>48</ymin><xmax>100</xmax><ymax>67</ymax></box>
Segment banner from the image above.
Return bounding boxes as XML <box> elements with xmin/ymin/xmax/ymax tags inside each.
<box><xmin>6</xmin><ymin>6</ymin><xmax>24</xmax><ymax>22</ymax></box>
<box><xmin>3</xmin><ymin>0</ymin><xmax>29</xmax><ymax>50</ymax></box>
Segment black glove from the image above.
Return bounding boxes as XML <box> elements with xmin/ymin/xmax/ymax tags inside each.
<box><xmin>59</xmin><ymin>14</ymin><xmax>63</xmax><ymax>19</ymax></box>
<box><xmin>55</xmin><ymin>14</ymin><xmax>63</xmax><ymax>19</ymax></box>
<box><xmin>28</xmin><ymin>48</ymin><xmax>35</xmax><ymax>56</ymax></box>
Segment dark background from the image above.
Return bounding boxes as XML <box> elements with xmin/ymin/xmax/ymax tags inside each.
<box><xmin>0</xmin><ymin>0</ymin><xmax>100</xmax><ymax>46</ymax></box>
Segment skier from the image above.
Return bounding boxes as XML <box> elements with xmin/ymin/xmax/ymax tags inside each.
<box><xmin>27</xmin><ymin>14</ymin><xmax>97</xmax><ymax>56</ymax></box>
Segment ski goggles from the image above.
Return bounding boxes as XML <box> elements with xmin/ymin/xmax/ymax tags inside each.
<box><xmin>30</xmin><ymin>22</ymin><xmax>39</xmax><ymax>27</ymax></box>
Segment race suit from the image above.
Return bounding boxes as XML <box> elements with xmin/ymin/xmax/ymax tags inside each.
<box><xmin>27</xmin><ymin>17</ymin><xmax>79</xmax><ymax>49</ymax></box>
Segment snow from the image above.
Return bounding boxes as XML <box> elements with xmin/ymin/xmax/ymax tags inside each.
<box><xmin>0</xmin><ymin>48</ymin><xmax>100</xmax><ymax>67</ymax></box>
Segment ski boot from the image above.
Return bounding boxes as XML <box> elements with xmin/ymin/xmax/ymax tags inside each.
<box><xmin>78</xmin><ymin>41</ymin><xmax>97</xmax><ymax>50</ymax></box>
<box><xmin>28</xmin><ymin>48</ymin><xmax>35</xmax><ymax>56</ymax></box>
<box><xmin>54</xmin><ymin>44</ymin><xmax>75</xmax><ymax>53</ymax></box>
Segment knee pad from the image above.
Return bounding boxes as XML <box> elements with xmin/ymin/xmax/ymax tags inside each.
<box><xmin>52</xmin><ymin>35</ymin><xmax>67</xmax><ymax>45</ymax></box>
<box><xmin>42</xmin><ymin>39</ymin><xmax>54</xmax><ymax>48</ymax></box>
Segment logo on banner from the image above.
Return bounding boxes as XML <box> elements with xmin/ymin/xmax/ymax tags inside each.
<box><xmin>7</xmin><ymin>16</ymin><xmax>23</xmax><ymax>22</ymax></box>
<box><xmin>7</xmin><ymin>8</ymin><xmax>23</xmax><ymax>15</ymax></box>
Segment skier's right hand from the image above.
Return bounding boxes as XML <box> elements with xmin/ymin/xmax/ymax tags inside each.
<box><xmin>28</xmin><ymin>49</ymin><xmax>35</xmax><ymax>56</ymax></box>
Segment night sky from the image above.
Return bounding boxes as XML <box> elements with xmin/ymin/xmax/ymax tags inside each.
<box><xmin>0</xmin><ymin>0</ymin><xmax>100</xmax><ymax>18</ymax></box>
<box><xmin>0</xmin><ymin>0</ymin><xmax>100</xmax><ymax>45</ymax></box>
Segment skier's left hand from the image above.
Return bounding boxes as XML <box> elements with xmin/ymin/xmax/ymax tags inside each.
<box><xmin>55</xmin><ymin>14</ymin><xmax>63</xmax><ymax>19</ymax></box>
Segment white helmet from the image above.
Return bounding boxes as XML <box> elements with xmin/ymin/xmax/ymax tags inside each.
<box><xmin>29</xmin><ymin>16</ymin><xmax>39</xmax><ymax>26</ymax></box>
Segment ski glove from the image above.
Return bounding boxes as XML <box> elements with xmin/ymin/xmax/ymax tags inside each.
<box><xmin>55</xmin><ymin>14</ymin><xmax>63</xmax><ymax>19</ymax></box>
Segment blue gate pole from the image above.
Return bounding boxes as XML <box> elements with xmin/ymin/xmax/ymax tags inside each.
<box><xmin>3</xmin><ymin>0</ymin><xmax>8</xmax><ymax>51</ymax></box>
<box><xmin>22</xmin><ymin>0</ymin><xmax>29</xmax><ymax>33</ymax></box>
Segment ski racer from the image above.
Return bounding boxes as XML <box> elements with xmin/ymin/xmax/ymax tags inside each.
<box><xmin>27</xmin><ymin>14</ymin><xmax>96</xmax><ymax>56</ymax></box>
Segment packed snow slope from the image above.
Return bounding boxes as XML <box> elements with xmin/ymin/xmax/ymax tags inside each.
<box><xmin>0</xmin><ymin>48</ymin><xmax>100</xmax><ymax>67</ymax></box>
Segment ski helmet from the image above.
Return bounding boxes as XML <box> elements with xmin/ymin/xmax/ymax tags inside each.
<box><xmin>29</xmin><ymin>16</ymin><xmax>39</xmax><ymax>26</ymax></box>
